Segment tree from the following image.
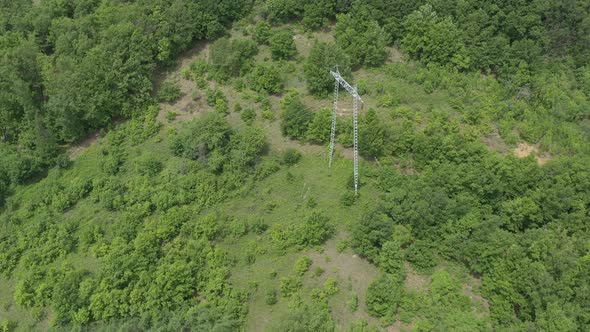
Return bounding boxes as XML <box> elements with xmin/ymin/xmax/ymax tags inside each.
<box><xmin>253</xmin><ymin>20</ymin><xmax>272</xmax><ymax>45</ymax></box>
<box><xmin>379</xmin><ymin>241</ymin><xmax>405</xmax><ymax>280</ymax></box>
<box><xmin>366</xmin><ymin>274</ymin><xmax>403</xmax><ymax>318</ymax></box>
<box><xmin>228</xmin><ymin>126</ymin><xmax>267</xmax><ymax>170</ymax></box>
<box><xmin>304</xmin><ymin>42</ymin><xmax>351</xmax><ymax>96</ymax></box>
<box><xmin>350</xmin><ymin>208</ymin><xmax>394</xmax><ymax>262</ymax></box>
<box><xmin>170</xmin><ymin>112</ymin><xmax>232</xmax><ymax>162</ymax></box>
<box><xmin>280</xmin><ymin>93</ymin><xmax>312</xmax><ymax>140</ymax></box>
<box><xmin>295</xmin><ymin>211</ymin><xmax>334</xmax><ymax>247</ymax></box>
<box><xmin>157</xmin><ymin>80</ymin><xmax>182</xmax><ymax>103</ymax></box>
<box><xmin>248</xmin><ymin>63</ymin><xmax>283</xmax><ymax>94</ymax></box>
<box><xmin>269</xmin><ymin>30</ymin><xmax>297</xmax><ymax>60</ymax></box>
<box><xmin>265</xmin><ymin>0</ymin><xmax>304</xmax><ymax>23</ymax></box>
<box><xmin>209</xmin><ymin>37</ymin><xmax>258</xmax><ymax>82</ymax></box>
<box><xmin>402</xmin><ymin>5</ymin><xmax>469</xmax><ymax>69</ymax></box>
<box><xmin>302</xmin><ymin>2</ymin><xmax>335</xmax><ymax>31</ymax></box>
<box><xmin>307</xmin><ymin>108</ymin><xmax>332</xmax><ymax>143</ymax></box>
<box><xmin>334</xmin><ymin>10</ymin><xmax>390</xmax><ymax>67</ymax></box>
<box><xmin>359</xmin><ymin>108</ymin><xmax>386</xmax><ymax>158</ymax></box>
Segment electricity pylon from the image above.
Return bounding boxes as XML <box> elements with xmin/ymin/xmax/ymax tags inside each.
<box><xmin>329</xmin><ymin>68</ymin><xmax>364</xmax><ymax>195</ymax></box>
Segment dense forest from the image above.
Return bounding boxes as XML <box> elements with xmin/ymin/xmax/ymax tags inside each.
<box><xmin>1</xmin><ymin>0</ymin><xmax>589</xmax><ymax>331</ymax></box>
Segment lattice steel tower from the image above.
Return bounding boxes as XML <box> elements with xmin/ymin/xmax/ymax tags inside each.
<box><xmin>328</xmin><ymin>68</ymin><xmax>364</xmax><ymax>195</ymax></box>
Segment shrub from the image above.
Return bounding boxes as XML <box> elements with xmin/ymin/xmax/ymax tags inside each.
<box><xmin>269</xmin><ymin>30</ymin><xmax>297</xmax><ymax>60</ymax></box>
<box><xmin>366</xmin><ymin>274</ymin><xmax>403</xmax><ymax>317</ymax></box>
<box><xmin>379</xmin><ymin>241</ymin><xmax>405</xmax><ymax>280</ymax></box>
<box><xmin>248</xmin><ymin>64</ymin><xmax>283</xmax><ymax>94</ymax></box>
<box><xmin>340</xmin><ymin>191</ymin><xmax>356</xmax><ymax>206</ymax></box>
<box><xmin>347</xmin><ymin>292</ymin><xmax>358</xmax><ymax>312</ymax></box>
<box><xmin>157</xmin><ymin>80</ymin><xmax>182</xmax><ymax>103</ymax></box>
<box><xmin>307</xmin><ymin>108</ymin><xmax>333</xmax><ymax>143</ymax></box>
<box><xmin>335</xmin><ymin>10</ymin><xmax>390</xmax><ymax>67</ymax></box>
<box><xmin>165</xmin><ymin>111</ymin><xmax>177</xmax><ymax>122</ymax></box>
<box><xmin>304</xmin><ymin>42</ymin><xmax>351</xmax><ymax>96</ymax></box>
<box><xmin>280</xmin><ymin>93</ymin><xmax>312</xmax><ymax>139</ymax></box>
<box><xmin>254</xmin><ymin>21</ymin><xmax>272</xmax><ymax>44</ymax></box>
<box><xmin>135</xmin><ymin>155</ymin><xmax>163</xmax><ymax>176</ymax></box>
<box><xmin>281</xmin><ymin>148</ymin><xmax>302</xmax><ymax>166</ymax></box>
<box><xmin>350</xmin><ymin>209</ymin><xmax>394</xmax><ymax>262</ymax></box>
<box><xmin>265</xmin><ymin>288</ymin><xmax>278</xmax><ymax>305</ymax></box>
<box><xmin>323</xmin><ymin>278</ymin><xmax>338</xmax><ymax>295</ymax></box>
<box><xmin>206</xmin><ymin>88</ymin><xmax>226</xmax><ymax>107</ymax></box>
<box><xmin>313</xmin><ymin>267</ymin><xmax>324</xmax><ymax>277</ymax></box>
<box><xmin>215</xmin><ymin>97</ymin><xmax>229</xmax><ymax>115</ymax></box>
<box><xmin>250</xmin><ymin>219</ymin><xmax>268</xmax><ymax>234</ymax></box>
<box><xmin>405</xmin><ymin>240</ymin><xmax>436</xmax><ymax>271</ymax></box>
<box><xmin>293</xmin><ymin>256</ymin><xmax>313</xmax><ymax>276</ymax></box>
<box><xmin>294</xmin><ymin>211</ymin><xmax>334</xmax><ymax>247</ymax></box>
<box><xmin>209</xmin><ymin>37</ymin><xmax>258</xmax><ymax>81</ymax></box>
<box><xmin>0</xmin><ymin>319</ymin><xmax>17</xmax><ymax>332</ymax></box>
<box><xmin>280</xmin><ymin>276</ymin><xmax>302</xmax><ymax>297</ymax></box>
<box><xmin>170</xmin><ymin>112</ymin><xmax>232</xmax><ymax>163</ymax></box>
<box><xmin>54</xmin><ymin>154</ymin><xmax>72</xmax><ymax>169</ymax></box>
<box><xmin>241</xmin><ymin>108</ymin><xmax>256</xmax><ymax>125</ymax></box>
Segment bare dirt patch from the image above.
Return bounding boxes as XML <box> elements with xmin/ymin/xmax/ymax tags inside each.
<box><xmin>404</xmin><ymin>263</ymin><xmax>430</xmax><ymax>291</ymax></box>
<box><xmin>68</xmin><ymin>131</ymin><xmax>101</xmax><ymax>159</ymax></box>
<box><xmin>514</xmin><ymin>142</ymin><xmax>551</xmax><ymax>165</ymax></box>
<box><xmin>461</xmin><ymin>276</ymin><xmax>490</xmax><ymax>318</ymax></box>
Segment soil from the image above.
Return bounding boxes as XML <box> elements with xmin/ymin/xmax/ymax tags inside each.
<box><xmin>513</xmin><ymin>142</ymin><xmax>551</xmax><ymax>165</ymax></box>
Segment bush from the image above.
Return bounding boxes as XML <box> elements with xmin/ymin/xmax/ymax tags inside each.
<box><xmin>335</xmin><ymin>10</ymin><xmax>390</xmax><ymax>67</ymax></box>
<box><xmin>254</xmin><ymin>21</ymin><xmax>272</xmax><ymax>44</ymax></box>
<box><xmin>304</xmin><ymin>42</ymin><xmax>351</xmax><ymax>96</ymax></box>
<box><xmin>294</xmin><ymin>211</ymin><xmax>334</xmax><ymax>247</ymax></box>
<box><xmin>347</xmin><ymin>292</ymin><xmax>358</xmax><ymax>312</ymax></box>
<box><xmin>323</xmin><ymin>278</ymin><xmax>338</xmax><ymax>295</ymax></box>
<box><xmin>366</xmin><ymin>274</ymin><xmax>403</xmax><ymax>317</ymax></box>
<box><xmin>293</xmin><ymin>256</ymin><xmax>313</xmax><ymax>276</ymax></box>
<box><xmin>248</xmin><ymin>64</ymin><xmax>283</xmax><ymax>94</ymax></box>
<box><xmin>280</xmin><ymin>93</ymin><xmax>312</xmax><ymax>140</ymax></box>
<box><xmin>405</xmin><ymin>240</ymin><xmax>437</xmax><ymax>271</ymax></box>
<box><xmin>135</xmin><ymin>155</ymin><xmax>163</xmax><ymax>176</ymax></box>
<box><xmin>206</xmin><ymin>88</ymin><xmax>226</xmax><ymax>107</ymax></box>
<box><xmin>165</xmin><ymin>111</ymin><xmax>177</xmax><ymax>122</ymax></box>
<box><xmin>307</xmin><ymin>108</ymin><xmax>333</xmax><ymax>143</ymax></box>
<box><xmin>54</xmin><ymin>154</ymin><xmax>72</xmax><ymax>169</ymax></box>
<box><xmin>280</xmin><ymin>276</ymin><xmax>302</xmax><ymax>297</ymax></box>
<box><xmin>241</xmin><ymin>108</ymin><xmax>256</xmax><ymax>125</ymax></box>
<box><xmin>340</xmin><ymin>191</ymin><xmax>356</xmax><ymax>206</ymax></box>
<box><xmin>379</xmin><ymin>241</ymin><xmax>405</xmax><ymax>280</ymax></box>
<box><xmin>269</xmin><ymin>30</ymin><xmax>297</xmax><ymax>60</ymax></box>
<box><xmin>281</xmin><ymin>148</ymin><xmax>302</xmax><ymax>166</ymax></box>
<box><xmin>215</xmin><ymin>97</ymin><xmax>229</xmax><ymax>115</ymax></box>
<box><xmin>209</xmin><ymin>37</ymin><xmax>258</xmax><ymax>81</ymax></box>
<box><xmin>350</xmin><ymin>209</ymin><xmax>394</xmax><ymax>262</ymax></box>
<box><xmin>302</xmin><ymin>2</ymin><xmax>334</xmax><ymax>31</ymax></box>
<box><xmin>157</xmin><ymin>80</ymin><xmax>182</xmax><ymax>103</ymax></box>
<box><xmin>313</xmin><ymin>267</ymin><xmax>324</xmax><ymax>277</ymax></box>
<box><xmin>265</xmin><ymin>288</ymin><xmax>278</xmax><ymax>305</ymax></box>
<box><xmin>170</xmin><ymin>112</ymin><xmax>232</xmax><ymax>164</ymax></box>
<box><xmin>0</xmin><ymin>319</ymin><xmax>17</xmax><ymax>332</ymax></box>
<box><xmin>250</xmin><ymin>219</ymin><xmax>268</xmax><ymax>234</ymax></box>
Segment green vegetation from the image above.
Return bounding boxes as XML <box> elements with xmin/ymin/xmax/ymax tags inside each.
<box><xmin>2</xmin><ymin>0</ymin><xmax>590</xmax><ymax>331</ymax></box>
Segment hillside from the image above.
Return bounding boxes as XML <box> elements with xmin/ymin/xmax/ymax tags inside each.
<box><xmin>1</xmin><ymin>1</ymin><xmax>590</xmax><ymax>331</ymax></box>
